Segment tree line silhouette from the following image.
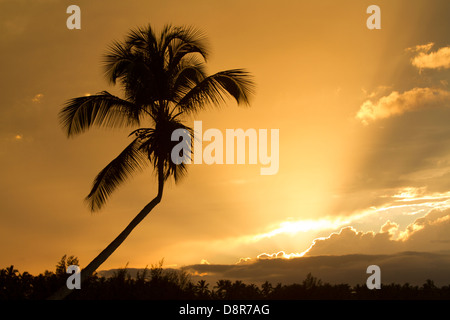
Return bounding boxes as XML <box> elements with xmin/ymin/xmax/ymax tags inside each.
<box><xmin>2</xmin><ymin>255</ymin><xmax>450</xmax><ymax>300</ymax></box>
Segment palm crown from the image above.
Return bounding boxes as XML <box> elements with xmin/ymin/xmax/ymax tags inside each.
<box><xmin>59</xmin><ymin>24</ymin><xmax>254</xmax><ymax>212</ymax></box>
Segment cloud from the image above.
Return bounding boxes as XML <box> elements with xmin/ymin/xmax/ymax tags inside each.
<box><xmin>246</xmin><ymin>212</ymin><xmax>372</xmax><ymax>243</ymax></box>
<box><xmin>177</xmin><ymin>188</ymin><xmax>450</xmax><ymax>271</ymax></box>
<box><xmin>31</xmin><ymin>93</ymin><xmax>44</xmax><ymax>103</ymax></box>
<box><xmin>246</xmin><ymin>206</ymin><xmax>450</xmax><ymax>265</ymax></box>
<box><xmin>236</xmin><ymin>257</ymin><xmax>252</xmax><ymax>264</ymax></box>
<box><xmin>2</xmin><ymin>133</ymin><xmax>26</xmax><ymax>143</ymax></box>
<box><xmin>361</xmin><ymin>85</ymin><xmax>392</xmax><ymax>100</ymax></box>
<box><xmin>303</xmin><ymin>208</ymin><xmax>450</xmax><ymax>257</ymax></box>
<box><xmin>406</xmin><ymin>43</ymin><xmax>435</xmax><ymax>54</ymax></box>
<box><xmin>356</xmin><ymin>87</ymin><xmax>450</xmax><ymax>124</ymax></box>
<box><xmin>356</xmin><ymin>43</ymin><xmax>450</xmax><ymax>124</ymax></box>
<box><xmin>302</xmin><ymin>226</ymin><xmax>395</xmax><ymax>256</ymax></box>
<box><xmin>380</xmin><ymin>220</ymin><xmax>399</xmax><ymax>236</ymax></box>
<box><xmin>397</xmin><ymin>209</ymin><xmax>450</xmax><ymax>245</ymax></box>
<box><xmin>257</xmin><ymin>251</ymin><xmax>303</xmax><ymax>260</ymax></box>
<box><xmin>182</xmin><ymin>251</ymin><xmax>450</xmax><ymax>286</ymax></box>
<box><xmin>410</xmin><ymin>43</ymin><xmax>450</xmax><ymax>70</ymax></box>
<box><xmin>175</xmin><ymin>209</ymin><xmax>450</xmax><ymax>287</ymax></box>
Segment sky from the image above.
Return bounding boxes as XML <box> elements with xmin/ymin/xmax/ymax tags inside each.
<box><xmin>1</xmin><ymin>0</ymin><xmax>450</xmax><ymax>286</ymax></box>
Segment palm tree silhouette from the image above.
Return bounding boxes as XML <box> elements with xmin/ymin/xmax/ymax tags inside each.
<box><xmin>49</xmin><ymin>24</ymin><xmax>254</xmax><ymax>299</ymax></box>
<box><xmin>214</xmin><ymin>279</ymin><xmax>232</xmax><ymax>299</ymax></box>
<box><xmin>195</xmin><ymin>279</ymin><xmax>210</xmax><ymax>297</ymax></box>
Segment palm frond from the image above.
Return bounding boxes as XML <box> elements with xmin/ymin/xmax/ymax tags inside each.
<box><xmin>103</xmin><ymin>40</ymin><xmax>156</xmax><ymax>104</ymax></box>
<box><xmin>127</xmin><ymin>25</ymin><xmax>158</xmax><ymax>51</ymax></box>
<box><xmin>164</xmin><ymin>26</ymin><xmax>209</xmax><ymax>74</ymax></box>
<box><xmin>59</xmin><ymin>91</ymin><xmax>141</xmax><ymax>137</ymax></box>
<box><xmin>175</xmin><ymin>69</ymin><xmax>255</xmax><ymax>114</ymax></box>
<box><xmin>160</xmin><ymin>25</ymin><xmax>209</xmax><ymax>63</ymax></box>
<box><xmin>138</xmin><ymin>115</ymin><xmax>193</xmax><ymax>183</ymax></box>
<box><xmin>85</xmin><ymin>137</ymin><xmax>148</xmax><ymax>212</ymax></box>
<box><xmin>170</xmin><ymin>56</ymin><xmax>207</xmax><ymax>101</ymax></box>
<box><xmin>103</xmin><ymin>41</ymin><xmax>134</xmax><ymax>85</ymax></box>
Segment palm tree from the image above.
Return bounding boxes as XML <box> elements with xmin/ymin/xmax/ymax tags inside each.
<box><xmin>48</xmin><ymin>24</ymin><xmax>254</xmax><ymax>299</ymax></box>
<box><xmin>261</xmin><ymin>280</ymin><xmax>273</xmax><ymax>297</ymax></box>
<box><xmin>195</xmin><ymin>279</ymin><xmax>210</xmax><ymax>297</ymax></box>
<box><xmin>214</xmin><ymin>279</ymin><xmax>232</xmax><ymax>299</ymax></box>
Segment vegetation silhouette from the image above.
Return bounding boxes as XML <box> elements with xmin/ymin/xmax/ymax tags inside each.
<box><xmin>49</xmin><ymin>24</ymin><xmax>254</xmax><ymax>299</ymax></box>
<box><xmin>3</xmin><ymin>257</ymin><xmax>450</xmax><ymax>300</ymax></box>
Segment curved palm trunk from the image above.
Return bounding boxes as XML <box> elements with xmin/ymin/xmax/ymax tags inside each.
<box><xmin>48</xmin><ymin>166</ymin><xmax>164</xmax><ymax>300</ymax></box>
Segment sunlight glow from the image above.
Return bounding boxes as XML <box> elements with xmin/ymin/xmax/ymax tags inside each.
<box><xmin>249</xmin><ymin>213</ymin><xmax>370</xmax><ymax>243</ymax></box>
<box><xmin>242</xmin><ymin>188</ymin><xmax>450</xmax><ymax>262</ymax></box>
<box><xmin>392</xmin><ymin>187</ymin><xmax>425</xmax><ymax>199</ymax></box>
<box><xmin>257</xmin><ymin>251</ymin><xmax>304</xmax><ymax>260</ymax></box>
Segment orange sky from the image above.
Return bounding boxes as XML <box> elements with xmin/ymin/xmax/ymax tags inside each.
<box><xmin>1</xmin><ymin>0</ymin><xmax>450</xmax><ymax>283</ymax></box>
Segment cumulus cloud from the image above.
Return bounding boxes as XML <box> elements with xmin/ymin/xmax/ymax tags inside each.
<box><xmin>409</xmin><ymin>43</ymin><xmax>450</xmax><ymax>70</ymax></box>
<box><xmin>397</xmin><ymin>209</ymin><xmax>450</xmax><ymax>245</ymax></box>
<box><xmin>303</xmin><ymin>208</ymin><xmax>450</xmax><ymax>257</ymax></box>
<box><xmin>248</xmin><ymin>207</ymin><xmax>450</xmax><ymax>264</ymax></box>
<box><xmin>236</xmin><ymin>257</ymin><xmax>252</xmax><ymax>264</ymax></box>
<box><xmin>380</xmin><ymin>220</ymin><xmax>399</xmax><ymax>237</ymax></box>
<box><xmin>302</xmin><ymin>226</ymin><xmax>395</xmax><ymax>256</ymax></box>
<box><xmin>356</xmin><ymin>87</ymin><xmax>450</xmax><ymax>124</ymax></box>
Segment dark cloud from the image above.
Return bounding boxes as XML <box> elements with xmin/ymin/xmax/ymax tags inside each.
<box><xmin>181</xmin><ymin>251</ymin><xmax>450</xmax><ymax>286</ymax></box>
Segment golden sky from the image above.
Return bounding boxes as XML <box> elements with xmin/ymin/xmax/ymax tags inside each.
<box><xmin>1</xmin><ymin>0</ymin><xmax>450</xmax><ymax>284</ymax></box>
